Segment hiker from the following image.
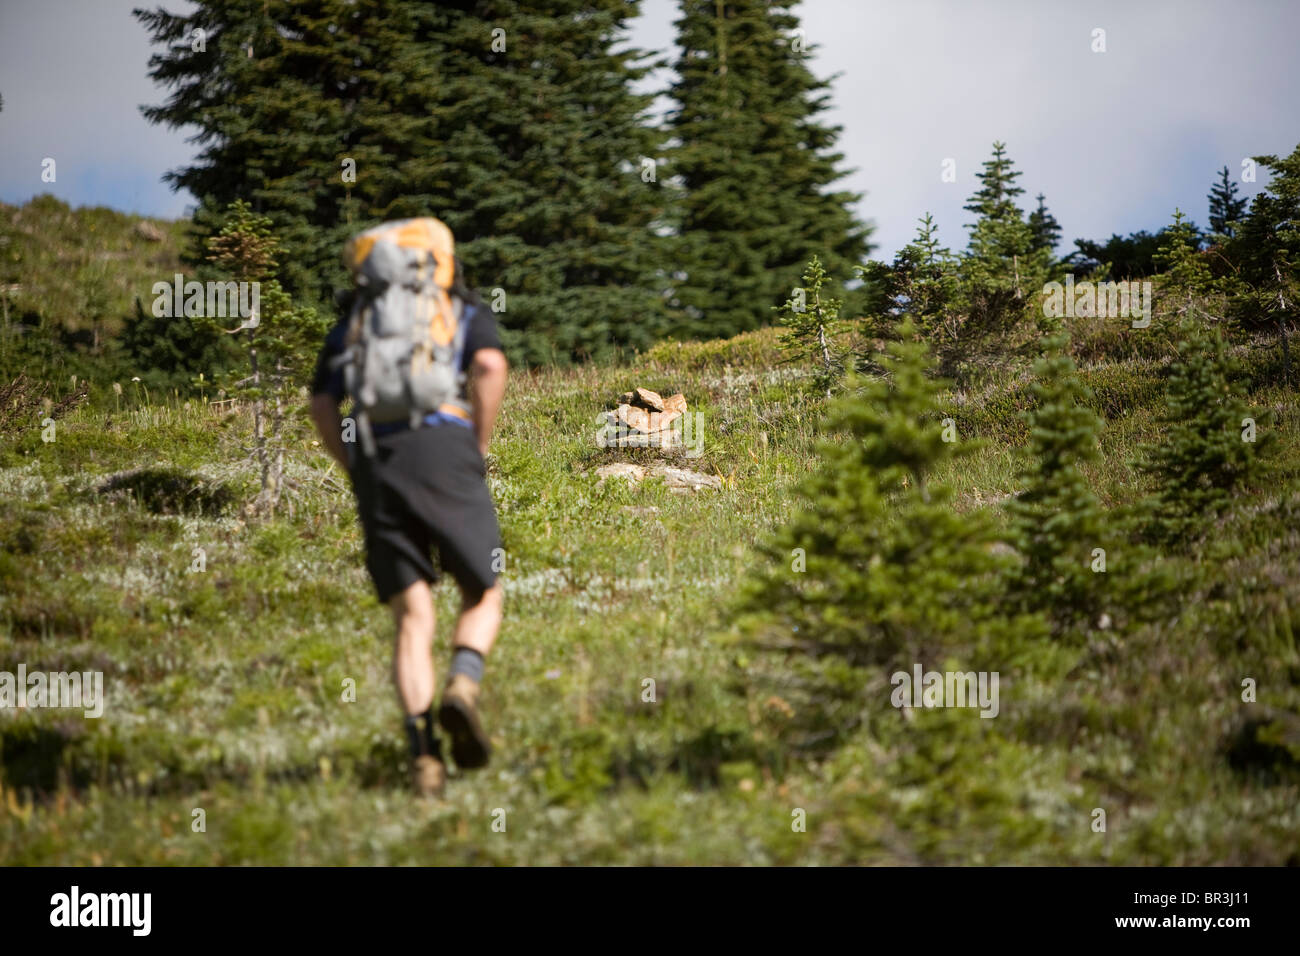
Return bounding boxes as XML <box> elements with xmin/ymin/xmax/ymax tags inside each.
<box><xmin>308</xmin><ymin>217</ymin><xmax>507</xmax><ymax>798</ymax></box>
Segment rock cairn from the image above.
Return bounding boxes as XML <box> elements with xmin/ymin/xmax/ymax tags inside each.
<box><xmin>605</xmin><ymin>386</ymin><xmax>687</xmax><ymax>449</ymax></box>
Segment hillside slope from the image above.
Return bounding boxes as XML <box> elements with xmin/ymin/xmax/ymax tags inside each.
<box><xmin>2</xmin><ymin>300</ymin><xmax>1299</xmax><ymax>862</ymax></box>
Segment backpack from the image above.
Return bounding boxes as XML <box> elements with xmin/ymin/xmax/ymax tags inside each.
<box><xmin>333</xmin><ymin>217</ymin><xmax>471</xmax><ymax>456</ymax></box>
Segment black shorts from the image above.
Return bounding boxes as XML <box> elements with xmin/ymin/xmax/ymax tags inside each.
<box><xmin>348</xmin><ymin>422</ymin><xmax>501</xmax><ymax>604</ymax></box>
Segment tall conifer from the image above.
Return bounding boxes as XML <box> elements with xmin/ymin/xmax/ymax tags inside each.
<box><xmin>666</xmin><ymin>0</ymin><xmax>869</xmax><ymax>340</ymax></box>
<box><xmin>137</xmin><ymin>0</ymin><xmax>669</xmax><ymax>364</ymax></box>
<box><xmin>1207</xmin><ymin>165</ymin><xmax>1248</xmax><ymax>240</ymax></box>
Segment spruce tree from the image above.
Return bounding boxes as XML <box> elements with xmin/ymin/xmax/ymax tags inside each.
<box><xmin>1006</xmin><ymin>334</ymin><xmax>1107</xmax><ymax>634</ymax></box>
<box><xmin>137</xmin><ymin>0</ymin><xmax>670</xmax><ymax>366</ymax></box>
<box><xmin>136</xmin><ymin>0</ymin><xmax>384</xmax><ymax>310</ymax></box>
<box><xmin>431</xmin><ymin>0</ymin><xmax>671</xmax><ymax>365</ymax></box>
<box><xmin>1140</xmin><ymin>320</ymin><xmax>1270</xmax><ymax>542</ymax></box>
<box><xmin>121</xmin><ymin>294</ymin><xmax>231</xmax><ymax>391</ymax></box>
<box><xmin>962</xmin><ymin>141</ymin><xmax>1025</xmax><ymax>224</ymax></box>
<box><xmin>1153</xmin><ymin>209</ymin><xmax>1214</xmax><ymax>322</ymax></box>
<box><xmin>667</xmin><ymin>0</ymin><xmax>870</xmax><ymax>340</ymax></box>
<box><xmin>1027</xmin><ymin>193</ymin><xmax>1062</xmax><ymax>254</ymax></box>
<box><xmin>199</xmin><ymin>201</ymin><xmax>327</xmax><ymax>516</ymax></box>
<box><xmin>958</xmin><ymin>142</ymin><xmax>1054</xmax><ymax>371</ymax></box>
<box><xmin>1207</xmin><ymin>165</ymin><xmax>1248</xmax><ymax>240</ymax></box>
<box><xmin>1225</xmin><ymin>143</ymin><xmax>1300</xmax><ymax>383</ymax></box>
<box><xmin>774</xmin><ymin>256</ymin><xmax>846</xmax><ymax>397</ymax></box>
<box><xmin>1064</xmin><ymin>226</ymin><xmax>1191</xmax><ymax>281</ymax></box>
<box><xmin>738</xmin><ymin>319</ymin><xmax>1016</xmax><ymax>699</ymax></box>
<box><xmin>858</xmin><ymin>213</ymin><xmax>962</xmax><ymax>374</ymax></box>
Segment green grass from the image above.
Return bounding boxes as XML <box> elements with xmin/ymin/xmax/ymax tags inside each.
<box><xmin>2</xmin><ymin>316</ymin><xmax>1299</xmax><ymax>864</ymax></box>
<box><xmin>0</xmin><ymin>194</ymin><xmax>189</xmax><ymax>340</ymax></box>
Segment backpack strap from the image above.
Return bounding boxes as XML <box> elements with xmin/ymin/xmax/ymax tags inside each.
<box><xmin>356</xmin><ymin>408</ymin><xmax>377</xmax><ymax>458</ymax></box>
<box><xmin>327</xmin><ymin>302</ymin><xmax>377</xmax><ymax>456</ymax></box>
<box><xmin>440</xmin><ymin>298</ymin><xmax>473</xmax><ymax>419</ymax></box>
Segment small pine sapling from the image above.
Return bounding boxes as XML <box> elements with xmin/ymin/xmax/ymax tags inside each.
<box><xmin>200</xmin><ymin>200</ymin><xmax>328</xmax><ymax>516</ymax></box>
<box><xmin>776</xmin><ymin>255</ymin><xmax>847</xmax><ymax>397</ymax></box>
<box><xmin>1139</xmin><ymin>319</ymin><xmax>1272</xmax><ymax>542</ymax></box>
<box><xmin>1006</xmin><ymin>334</ymin><xmax>1108</xmax><ymax>635</ymax></box>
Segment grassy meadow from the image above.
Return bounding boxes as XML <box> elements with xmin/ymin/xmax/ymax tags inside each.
<box><xmin>1</xmin><ymin>204</ymin><xmax>1299</xmax><ymax>864</ymax></box>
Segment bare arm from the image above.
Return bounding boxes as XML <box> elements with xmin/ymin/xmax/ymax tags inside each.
<box><xmin>310</xmin><ymin>393</ymin><xmax>349</xmax><ymax>470</ymax></box>
<box><xmin>469</xmin><ymin>347</ymin><xmax>508</xmax><ymax>458</ymax></box>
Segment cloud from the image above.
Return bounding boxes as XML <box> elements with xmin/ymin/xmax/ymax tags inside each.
<box><xmin>2</xmin><ymin>0</ymin><xmax>1297</xmax><ymax>260</ymax></box>
<box><xmin>790</xmin><ymin>0</ymin><xmax>1300</xmax><ymax>257</ymax></box>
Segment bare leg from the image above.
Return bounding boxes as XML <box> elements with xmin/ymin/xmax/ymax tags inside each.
<box><xmin>452</xmin><ymin>581</ymin><xmax>503</xmax><ymax>657</ymax></box>
<box><xmin>390</xmin><ymin>579</ymin><xmax>436</xmax><ymax>715</ymax></box>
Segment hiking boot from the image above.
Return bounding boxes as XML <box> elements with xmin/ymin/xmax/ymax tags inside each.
<box><xmin>411</xmin><ymin>754</ymin><xmax>446</xmax><ymax>799</ymax></box>
<box><xmin>439</xmin><ymin>674</ymin><xmax>492</xmax><ymax>769</ymax></box>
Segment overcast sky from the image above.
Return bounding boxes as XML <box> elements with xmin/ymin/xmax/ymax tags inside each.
<box><xmin>2</xmin><ymin>0</ymin><xmax>1298</xmax><ymax>259</ymax></box>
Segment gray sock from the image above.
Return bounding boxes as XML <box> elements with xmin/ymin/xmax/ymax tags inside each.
<box><xmin>450</xmin><ymin>647</ymin><xmax>485</xmax><ymax>684</ymax></box>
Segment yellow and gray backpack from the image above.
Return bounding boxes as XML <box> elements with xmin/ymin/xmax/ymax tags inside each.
<box><xmin>334</xmin><ymin>217</ymin><xmax>471</xmax><ymax>456</ymax></box>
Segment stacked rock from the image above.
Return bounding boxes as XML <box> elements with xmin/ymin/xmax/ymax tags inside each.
<box><xmin>606</xmin><ymin>387</ymin><xmax>687</xmax><ymax>448</ymax></box>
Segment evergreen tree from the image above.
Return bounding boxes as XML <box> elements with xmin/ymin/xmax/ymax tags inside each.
<box><xmin>0</xmin><ymin>190</ymin><xmax>21</xmax><ymax>339</ymax></box>
<box><xmin>737</xmin><ymin>319</ymin><xmax>1021</xmax><ymax>703</ymax></box>
<box><xmin>858</xmin><ymin>213</ymin><xmax>962</xmax><ymax>374</ymax></box>
<box><xmin>667</xmin><ymin>0</ymin><xmax>870</xmax><ymax>340</ymax></box>
<box><xmin>136</xmin><ymin>0</ymin><xmax>378</xmax><ymax>310</ymax></box>
<box><xmin>962</xmin><ymin>141</ymin><xmax>1025</xmax><ymax>224</ymax></box>
<box><xmin>1153</xmin><ymin>209</ymin><xmax>1215</xmax><ymax>322</ymax></box>
<box><xmin>1207</xmin><ymin>165</ymin><xmax>1248</xmax><ymax>240</ymax></box>
<box><xmin>1139</xmin><ymin>320</ymin><xmax>1270</xmax><ymax>542</ymax></box>
<box><xmin>137</xmin><ymin>0</ymin><xmax>670</xmax><ymax>366</ymax></box>
<box><xmin>954</xmin><ymin>142</ymin><xmax>1054</xmax><ymax>375</ymax></box>
<box><xmin>199</xmin><ymin>201</ymin><xmax>327</xmax><ymax>516</ymax></box>
<box><xmin>1006</xmin><ymin>334</ymin><xmax>1107</xmax><ymax>634</ymax></box>
<box><xmin>1027</xmin><ymin>193</ymin><xmax>1062</xmax><ymax>254</ymax></box>
<box><xmin>121</xmin><ymin>293</ymin><xmax>231</xmax><ymax>391</ymax></box>
<box><xmin>1063</xmin><ymin>225</ymin><xmax>1197</xmax><ymax>280</ymax></box>
<box><xmin>432</xmin><ymin>0</ymin><xmax>671</xmax><ymax>365</ymax></box>
<box><xmin>1225</xmin><ymin>143</ymin><xmax>1300</xmax><ymax>382</ymax></box>
<box><xmin>775</xmin><ymin>256</ymin><xmax>846</xmax><ymax>397</ymax></box>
